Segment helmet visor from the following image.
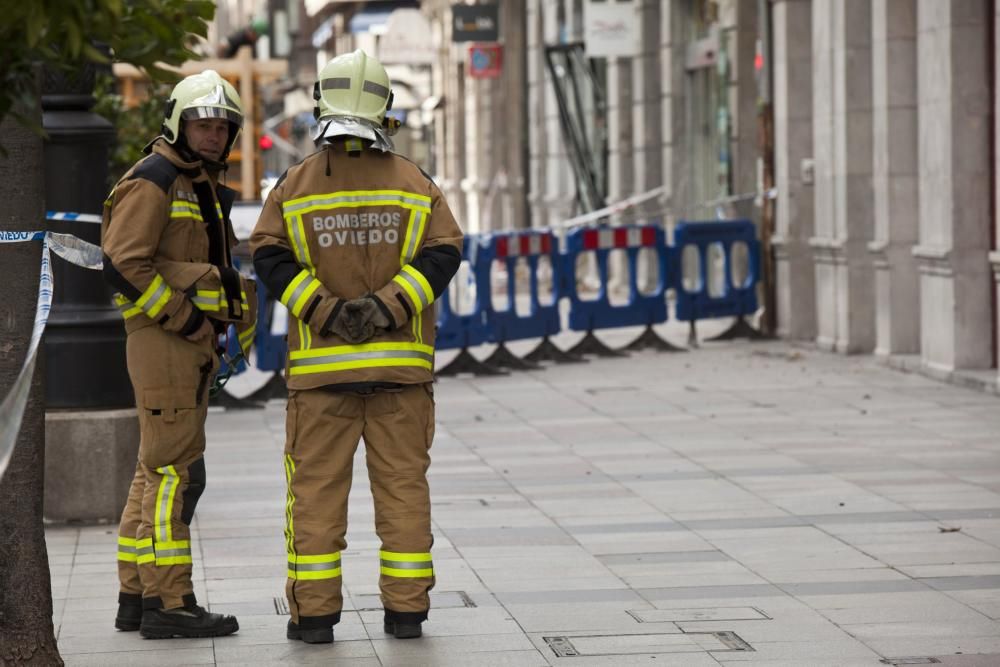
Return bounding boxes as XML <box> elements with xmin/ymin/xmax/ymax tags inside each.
<box><xmin>180</xmin><ymin>106</ymin><xmax>243</xmax><ymax>127</ymax></box>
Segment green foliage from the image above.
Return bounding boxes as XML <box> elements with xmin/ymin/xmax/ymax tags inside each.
<box><xmin>0</xmin><ymin>0</ymin><xmax>215</xmax><ymax>131</ymax></box>
<box><xmin>92</xmin><ymin>73</ymin><xmax>172</xmax><ymax>184</ymax></box>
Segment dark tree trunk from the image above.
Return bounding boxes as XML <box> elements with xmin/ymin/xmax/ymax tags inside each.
<box><xmin>0</xmin><ymin>88</ymin><xmax>63</xmax><ymax>665</ymax></box>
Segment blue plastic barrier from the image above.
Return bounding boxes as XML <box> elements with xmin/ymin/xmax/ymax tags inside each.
<box><xmin>485</xmin><ymin>229</ymin><xmax>562</xmax><ymax>343</ymax></box>
<box><xmin>435</xmin><ymin>235</ymin><xmax>493</xmax><ymax>351</ymax></box>
<box><xmin>563</xmin><ymin>224</ymin><xmax>669</xmax><ymax>331</ymax></box>
<box><xmin>672</xmin><ymin>220</ymin><xmax>760</xmax><ymax>322</ymax></box>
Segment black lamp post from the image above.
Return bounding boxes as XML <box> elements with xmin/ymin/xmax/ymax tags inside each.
<box><xmin>42</xmin><ymin>61</ymin><xmax>132</xmax><ymax>409</ymax></box>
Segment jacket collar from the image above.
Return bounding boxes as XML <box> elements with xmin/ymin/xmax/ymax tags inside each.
<box><xmin>149</xmin><ymin>138</ymin><xmax>203</xmax><ymax>171</ymax></box>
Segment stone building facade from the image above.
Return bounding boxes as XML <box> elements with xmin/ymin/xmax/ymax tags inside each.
<box><xmin>772</xmin><ymin>0</ymin><xmax>998</xmax><ymax>389</ymax></box>
<box><xmin>302</xmin><ymin>0</ymin><xmax>1000</xmax><ymax>391</ymax></box>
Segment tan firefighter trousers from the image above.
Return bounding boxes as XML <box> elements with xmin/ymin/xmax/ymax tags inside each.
<box><xmin>283</xmin><ymin>384</ymin><xmax>436</xmax><ymax>630</ymax></box>
<box><xmin>117</xmin><ymin>324</ymin><xmax>218</xmax><ymax>611</ymax></box>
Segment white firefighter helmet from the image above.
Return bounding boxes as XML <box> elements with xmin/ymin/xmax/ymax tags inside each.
<box><xmin>161</xmin><ymin>70</ymin><xmax>244</xmax><ymax>159</ymax></box>
<box><xmin>313</xmin><ymin>49</ymin><xmax>394</xmax><ymax>125</ymax></box>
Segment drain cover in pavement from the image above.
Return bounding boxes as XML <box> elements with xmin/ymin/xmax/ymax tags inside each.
<box><xmin>880</xmin><ymin>659</ymin><xmax>940</xmax><ymax>665</ymax></box>
<box><xmin>629</xmin><ymin>607</ymin><xmax>770</xmax><ymax>623</ymax></box>
<box><xmin>544</xmin><ymin>631</ymin><xmax>752</xmax><ymax>657</ymax></box>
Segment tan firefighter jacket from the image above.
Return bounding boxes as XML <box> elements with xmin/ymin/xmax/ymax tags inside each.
<box><xmin>249</xmin><ymin>139</ymin><xmax>463</xmax><ymax>390</ymax></box>
<box><xmin>101</xmin><ymin>140</ymin><xmax>256</xmax><ymax>355</ymax></box>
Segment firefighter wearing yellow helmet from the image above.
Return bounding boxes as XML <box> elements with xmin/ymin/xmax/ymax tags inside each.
<box><xmin>251</xmin><ymin>50</ymin><xmax>463</xmax><ymax>644</ymax></box>
<box><xmin>101</xmin><ymin>69</ymin><xmax>256</xmax><ymax>639</ymax></box>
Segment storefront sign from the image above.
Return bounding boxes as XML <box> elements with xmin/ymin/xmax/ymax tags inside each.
<box><xmin>583</xmin><ymin>0</ymin><xmax>639</xmax><ymax>57</ymax></box>
<box><xmin>452</xmin><ymin>4</ymin><xmax>499</xmax><ymax>42</ymax></box>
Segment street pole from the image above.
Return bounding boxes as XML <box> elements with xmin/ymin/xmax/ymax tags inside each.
<box><xmin>42</xmin><ymin>60</ymin><xmax>132</xmax><ymax>409</ymax></box>
<box><xmin>40</xmin><ymin>60</ymin><xmax>140</xmax><ymax>523</ymax></box>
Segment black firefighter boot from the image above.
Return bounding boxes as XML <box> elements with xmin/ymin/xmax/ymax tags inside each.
<box><xmin>383</xmin><ymin>609</ymin><xmax>424</xmax><ymax>639</ymax></box>
<box><xmin>286</xmin><ymin>619</ymin><xmax>334</xmax><ymax>644</ymax></box>
<box><xmin>114</xmin><ymin>593</ymin><xmax>143</xmax><ymax>631</ymax></box>
<box><xmin>140</xmin><ymin>603</ymin><xmax>239</xmax><ymax>639</ymax></box>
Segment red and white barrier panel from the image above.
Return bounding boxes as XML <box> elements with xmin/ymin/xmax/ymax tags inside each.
<box><xmin>496</xmin><ymin>232</ymin><xmax>554</xmax><ymax>258</ymax></box>
<box><xmin>581</xmin><ymin>226</ymin><xmax>657</xmax><ymax>250</ymax></box>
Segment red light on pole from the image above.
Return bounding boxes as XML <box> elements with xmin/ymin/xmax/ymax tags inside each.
<box><xmin>259</xmin><ymin>134</ymin><xmax>274</xmax><ymax>151</ymax></box>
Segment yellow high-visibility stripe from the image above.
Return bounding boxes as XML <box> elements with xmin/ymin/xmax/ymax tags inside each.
<box><xmin>164</xmin><ymin>466</ymin><xmax>180</xmax><ymax>543</ymax></box>
<box><xmin>379</xmin><ymin>551</ymin><xmax>433</xmax><ymax>578</ymax></box>
<box><xmin>154</xmin><ymin>465</ymin><xmax>178</xmax><ymax>544</ymax></box>
<box><xmin>282</xmin><ymin>189</ymin><xmax>431</xmax><ymax>215</ymax></box>
<box><xmin>288</xmin><ymin>568</ymin><xmax>343</xmax><ymax>580</ymax></box>
<box><xmin>289</xmin><ymin>357</ymin><xmax>432</xmax><ymax>375</ymax></box>
<box><xmin>287</xmin><ymin>551</ymin><xmax>343</xmax><ymax>580</ymax></box>
<box><xmin>154</xmin><ymin>539</ymin><xmax>193</xmax><ymax>566</ymax></box>
<box><xmin>290</xmin><ymin>553</ymin><xmax>341</xmax><ymax>564</ymax></box>
<box><xmin>171</xmin><ymin>201</ymin><xmax>203</xmax><ymax>221</ymax></box>
<box><xmin>156</xmin><ymin>556</ymin><xmax>193</xmax><ymax>566</ymax></box>
<box><xmin>392</xmin><ymin>274</ymin><xmax>422</xmax><ymax>312</ymax></box>
<box><xmin>401</xmin><ymin>265</ymin><xmax>434</xmax><ymax>305</ymax></box>
<box><xmin>283</xmin><ymin>455</ymin><xmax>296</xmax><ymax>558</ymax></box>
<box><xmin>282</xmin><ymin>277</ymin><xmax>319</xmax><ymax>318</ymax></box>
<box><xmin>290</xmin><ymin>342</ymin><xmax>433</xmax><ymax>359</ymax></box>
<box><xmin>287</xmin><ymin>342</ymin><xmax>434</xmax><ymax>376</ymax></box>
<box><xmin>117</xmin><ymin>536</ymin><xmax>138</xmax><ymax>562</ymax></box>
<box><xmin>283</xmin><ymin>215</ymin><xmax>314</xmax><ymax>269</ymax></box>
<box><xmin>136</xmin><ymin>275</ymin><xmax>173</xmax><ymax>319</ymax></box>
<box><xmin>114</xmin><ymin>294</ymin><xmax>143</xmax><ymax>320</ymax></box>
<box><xmin>381</xmin><ymin>566</ymin><xmax>434</xmax><ymax>578</ymax></box>
<box><xmin>400</xmin><ymin>209</ymin><xmax>428</xmax><ymax>265</ymax></box>
<box><xmin>136</xmin><ymin>538</ymin><xmax>154</xmax><ymax>565</ymax></box>
<box><xmin>280</xmin><ymin>271</ymin><xmax>308</xmax><ymax>303</ymax></box>
<box><xmin>239</xmin><ymin>323</ymin><xmax>256</xmax><ymax>353</ymax></box>
<box><xmin>380</xmin><ymin>551</ymin><xmax>432</xmax><ymax>562</ymax></box>
<box><xmin>413</xmin><ymin>311</ymin><xmax>422</xmax><ymax>345</ymax></box>
<box><xmin>297</xmin><ymin>318</ymin><xmax>310</xmax><ymax>351</ymax></box>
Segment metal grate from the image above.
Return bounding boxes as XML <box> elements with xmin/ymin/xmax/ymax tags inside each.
<box><xmin>542</xmin><ymin>631</ymin><xmax>753</xmax><ymax>657</ymax></box>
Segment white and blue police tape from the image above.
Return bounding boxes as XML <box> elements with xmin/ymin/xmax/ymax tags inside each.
<box><xmin>0</xmin><ymin>231</ymin><xmax>103</xmax><ymax>481</ymax></box>
<box><xmin>46</xmin><ymin>211</ymin><xmax>102</xmax><ymax>223</ymax></box>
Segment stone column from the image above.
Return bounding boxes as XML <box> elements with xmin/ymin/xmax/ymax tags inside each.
<box><xmin>634</xmin><ymin>0</ymin><xmax>663</xmax><ymax>220</ymax></box>
<box><xmin>607</xmin><ymin>56</ymin><xmax>635</xmax><ymax>218</ymax></box>
<box><xmin>436</xmin><ymin>6</ymin><xmax>467</xmax><ymax>225</ymax></box>
<box><xmin>870</xmin><ymin>0</ymin><xmax>919</xmax><ymax>357</ymax></box>
<box><xmin>916</xmin><ymin>0</ymin><xmax>992</xmax><ymax>375</ymax></box>
<box><xmin>501</xmin><ymin>0</ymin><xmax>529</xmax><ymax>230</ymax></box>
<box><xmin>730</xmin><ymin>0</ymin><xmax>760</xmax><ymax>214</ymax></box>
<box><xmin>662</xmin><ymin>1</ymin><xmax>684</xmax><ymax>223</ymax></box>
<box><xmin>526</xmin><ymin>0</ymin><xmax>548</xmax><ymax>228</ymax></box>
<box><xmin>772</xmin><ymin>0</ymin><xmax>816</xmax><ymax>341</ymax></box>
<box><xmin>542</xmin><ymin>0</ymin><xmax>575</xmax><ymax>225</ymax></box>
<box><xmin>810</xmin><ymin>0</ymin><xmax>876</xmax><ymax>353</ymax></box>
<box><xmin>994</xmin><ymin>0</ymin><xmax>1000</xmax><ymax>386</ymax></box>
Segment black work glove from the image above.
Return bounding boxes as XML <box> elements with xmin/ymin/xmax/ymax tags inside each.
<box><xmin>344</xmin><ymin>296</ymin><xmax>392</xmax><ymax>333</ymax></box>
<box><xmin>321</xmin><ymin>302</ymin><xmax>375</xmax><ymax>343</ymax></box>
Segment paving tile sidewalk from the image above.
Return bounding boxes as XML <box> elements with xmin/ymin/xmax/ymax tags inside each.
<box><xmin>47</xmin><ymin>326</ymin><xmax>1000</xmax><ymax>666</ymax></box>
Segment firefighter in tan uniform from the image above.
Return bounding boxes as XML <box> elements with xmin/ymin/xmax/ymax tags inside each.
<box><xmin>102</xmin><ymin>70</ymin><xmax>255</xmax><ymax>639</ymax></box>
<box><xmin>250</xmin><ymin>50</ymin><xmax>462</xmax><ymax>645</ymax></box>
